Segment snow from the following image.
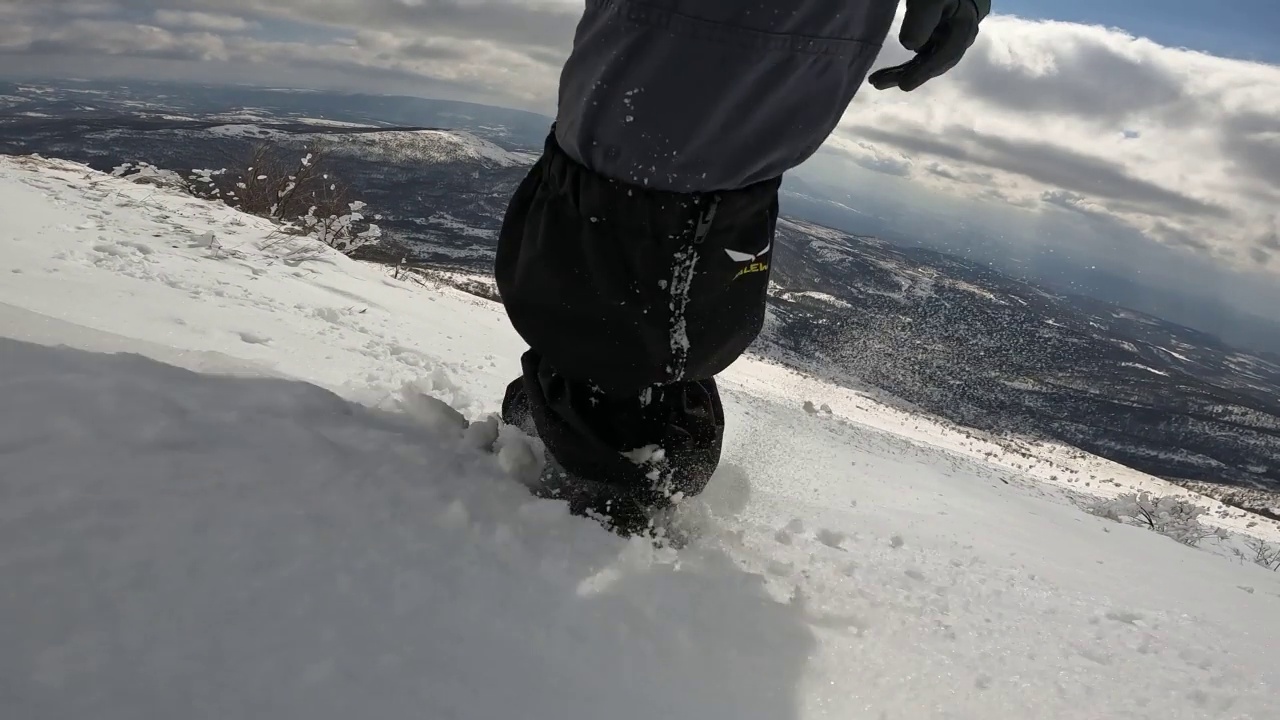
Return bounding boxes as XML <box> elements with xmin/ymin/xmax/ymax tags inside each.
<box><xmin>773</xmin><ymin>289</ymin><xmax>852</xmax><ymax>308</ymax></box>
<box><xmin>291</xmin><ymin>117</ymin><xmax>380</xmax><ymax>128</ymax></box>
<box><xmin>211</xmin><ymin>110</ymin><xmax>281</xmax><ymax>123</ymax></box>
<box><xmin>778</xmin><ymin>217</ymin><xmax>859</xmax><ymax>244</ymax></box>
<box><xmin>3</xmin><ymin>155</ymin><xmax>1280</xmax><ymax>719</ymax></box>
<box><xmin>405</xmin><ymin>266</ymin><xmax>499</xmax><ymax>298</ymax></box>
<box><xmin>945</xmin><ymin>277</ymin><xmax>1006</xmax><ymax>304</ymax></box>
<box><xmin>320</xmin><ymin>129</ymin><xmax>531</xmax><ymax>168</ymax></box>
<box><xmin>668</xmin><ymin>241</ymin><xmax>700</xmax><ymax>377</ymax></box>
<box><xmin>206</xmin><ymin>123</ymin><xmax>285</xmax><ymax>139</ymax></box>
<box><xmin>1122</xmin><ymin>361</ymin><xmax>1171</xmax><ymax>376</ymax></box>
<box><xmin>1159</xmin><ymin>346</ymin><xmax>1195</xmax><ymax>363</ymax></box>
<box><xmin>421</xmin><ymin>211</ymin><xmax>497</xmax><ymax>239</ymax></box>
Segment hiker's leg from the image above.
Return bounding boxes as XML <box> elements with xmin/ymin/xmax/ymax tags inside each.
<box><xmin>495</xmin><ymin>131</ymin><xmax>778</xmax><ymax>512</ymax></box>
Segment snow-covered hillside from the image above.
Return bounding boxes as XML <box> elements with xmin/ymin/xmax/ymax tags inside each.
<box><xmin>205</xmin><ymin>124</ymin><xmax>535</xmax><ymax>167</ymax></box>
<box><xmin>2</xmin><ymin>156</ymin><xmax>1279</xmax><ymax>720</ymax></box>
<box><xmin>321</xmin><ymin>128</ymin><xmax>538</xmax><ymax>167</ymax></box>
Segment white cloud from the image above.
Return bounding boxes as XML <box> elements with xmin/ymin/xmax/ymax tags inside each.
<box><xmin>825</xmin><ymin>136</ymin><xmax>914</xmax><ymax>177</ymax></box>
<box><xmin>10</xmin><ymin>18</ymin><xmax>229</xmax><ymax>62</ymax></box>
<box><xmin>153</xmin><ymin>10</ymin><xmax>257</xmax><ymax>32</ymax></box>
<box><xmin>838</xmin><ymin>15</ymin><xmax>1280</xmax><ymax>271</ymax></box>
<box><xmin>58</xmin><ymin>2</ymin><xmax>118</xmax><ymax>16</ymax></box>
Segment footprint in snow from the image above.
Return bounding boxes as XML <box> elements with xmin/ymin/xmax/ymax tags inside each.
<box><xmin>816</xmin><ymin>528</ymin><xmax>847</xmax><ymax>549</ymax></box>
<box><xmin>1104</xmin><ymin>610</ymin><xmax>1144</xmax><ymax>625</ymax></box>
<box><xmin>400</xmin><ymin>390</ymin><xmax>468</xmax><ymax>438</ymax></box>
<box><xmin>237</xmin><ymin>331</ymin><xmax>271</xmax><ymax>345</ymax></box>
<box><xmin>92</xmin><ymin>243</ymin><xmax>132</xmax><ymax>258</ymax></box>
<box><xmin>94</xmin><ymin>240</ymin><xmax>155</xmax><ymax>257</ymax></box>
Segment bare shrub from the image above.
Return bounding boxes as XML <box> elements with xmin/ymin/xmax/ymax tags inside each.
<box><xmin>186</xmin><ymin>143</ymin><xmax>381</xmax><ymax>255</ymax></box>
<box><xmin>349</xmin><ymin>234</ymin><xmax>414</xmax><ymax>265</ymax></box>
<box><xmin>112</xmin><ymin>161</ymin><xmax>186</xmax><ymax>190</ymax></box>
<box><xmin>1233</xmin><ymin>537</ymin><xmax>1280</xmax><ymax>571</ymax></box>
<box><xmin>1086</xmin><ymin>492</ymin><xmax>1226</xmax><ymax>547</ymax></box>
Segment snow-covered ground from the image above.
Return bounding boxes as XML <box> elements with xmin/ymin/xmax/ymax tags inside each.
<box><xmin>319</xmin><ymin>129</ymin><xmax>534</xmax><ymax>167</ymax></box>
<box><xmin>2</xmin><ymin>155</ymin><xmax>1280</xmax><ymax>719</ymax></box>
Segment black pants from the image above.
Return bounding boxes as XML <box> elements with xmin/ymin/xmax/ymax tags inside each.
<box><xmin>495</xmin><ymin>133</ymin><xmax>780</xmax><ymax>507</ymax></box>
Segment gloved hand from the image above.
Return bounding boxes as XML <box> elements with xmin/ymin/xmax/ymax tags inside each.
<box><xmin>869</xmin><ymin>0</ymin><xmax>990</xmax><ymax>92</ymax></box>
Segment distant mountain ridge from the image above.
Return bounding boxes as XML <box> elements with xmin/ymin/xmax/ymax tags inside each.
<box><xmin>0</xmin><ymin>78</ymin><xmax>552</xmax><ymax>150</ymax></box>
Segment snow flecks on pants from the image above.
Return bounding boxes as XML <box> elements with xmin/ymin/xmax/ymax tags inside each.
<box><xmin>667</xmin><ymin>243</ymin><xmax>698</xmax><ymax>381</ymax></box>
<box><xmin>623</xmin><ymin>443</ymin><xmax>679</xmax><ymax>501</ymax></box>
<box><xmin>665</xmin><ymin>196</ymin><xmax>719</xmax><ymax>383</ymax></box>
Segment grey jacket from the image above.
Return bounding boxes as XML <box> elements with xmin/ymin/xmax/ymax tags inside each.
<box><xmin>554</xmin><ymin>0</ymin><xmax>902</xmax><ymax>193</ymax></box>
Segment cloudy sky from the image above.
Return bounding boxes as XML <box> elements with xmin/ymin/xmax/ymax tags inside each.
<box><xmin>2</xmin><ymin>1</ymin><xmax>1279</xmax><ymax>301</ymax></box>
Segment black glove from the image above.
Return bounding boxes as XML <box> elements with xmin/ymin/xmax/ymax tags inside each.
<box><xmin>869</xmin><ymin>0</ymin><xmax>989</xmax><ymax>92</ymax></box>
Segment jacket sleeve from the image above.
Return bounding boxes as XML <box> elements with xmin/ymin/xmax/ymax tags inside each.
<box><xmin>972</xmin><ymin>0</ymin><xmax>992</xmax><ymax>20</ymax></box>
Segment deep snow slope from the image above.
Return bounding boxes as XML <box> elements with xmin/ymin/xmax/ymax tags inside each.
<box><xmin>2</xmin><ymin>156</ymin><xmax>1280</xmax><ymax>720</ymax></box>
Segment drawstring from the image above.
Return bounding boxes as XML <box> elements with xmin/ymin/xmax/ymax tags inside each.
<box><xmin>692</xmin><ymin>195</ymin><xmax>719</xmax><ymax>244</ymax></box>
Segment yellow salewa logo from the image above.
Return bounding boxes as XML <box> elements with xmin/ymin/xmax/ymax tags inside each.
<box><xmin>726</xmin><ymin>242</ymin><xmax>771</xmax><ymax>280</ymax></box>
<box><xmin>733</xmin><ymin>260</ymin><xmax>769</xmax><ymax>280</ymax></box>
